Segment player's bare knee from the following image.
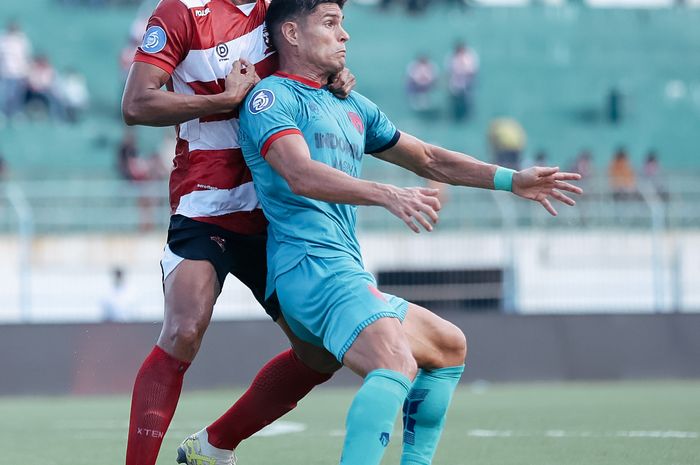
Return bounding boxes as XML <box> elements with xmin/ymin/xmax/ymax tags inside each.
<box><xmin>161</xmin><ymin>318</ymin><xmax>208</xmax><ymax>359</ymax></box>
<box><xmin>436</xmin><ymin>323</ymin><xmax>466</xmax><ymax>367</ymax></box>
<box><xmin>449</xmin><ymin>328</ymin><xmax>467</xmax><ymax>365</ymax></box>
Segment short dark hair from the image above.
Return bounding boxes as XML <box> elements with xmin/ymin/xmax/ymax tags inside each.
<box><xmin>266</xmin><ymin>0</ymin><xmax>346</xmax><ymax>50</ymax></box>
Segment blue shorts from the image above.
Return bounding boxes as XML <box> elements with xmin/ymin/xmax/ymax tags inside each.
<box><xmin>274</xmin><ymin>254</ymin><xmax>409</xmax><ymax>363</ymax></box>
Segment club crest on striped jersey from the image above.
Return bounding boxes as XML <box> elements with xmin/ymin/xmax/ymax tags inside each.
<box><xmin>141</xmin><ymin>26</ymin><xmax>167</xmax><ymax>54</ymax></box>
<box><xmin>348</xmin><ymin>111</ymin><xmax>364</xmax><ymax>135</ymax></box>
<box><xmin>216</xmin><ymin>42</ymin><xmax>229</xmax><ymax>61</ymax></box>
<box><xmin>249</xmin><ymin>89</ymin><xmax>275</xmax><ymax>114</ymax></box>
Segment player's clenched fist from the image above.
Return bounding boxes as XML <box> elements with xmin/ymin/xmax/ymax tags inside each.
<box><xmin>383</xmin><ymin>186</ymin><xmax>442</xmax><ymax>233</ymax></box>
<box><xmin>221</xmin><ymin>59</ymin><xmax>260</xmax><ymax>108</ymax></box>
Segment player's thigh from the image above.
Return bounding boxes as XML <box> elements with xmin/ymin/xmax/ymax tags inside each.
<box><xmin>276</xmin><ymin>314</ymin><xmax>341</xmax><ymax>374</ymax></box>
<box><xmin>402</xmin><ymin>303</ymin><xmax>467</xmax><ymax>370</ymax></box>
<box><xmin>275</xmin><ymin>255</ymin><xmax>411</xmax><ymax>368</ymax></box>
<box><xmin>228</xmin><ymin>233</ymin><xmax>283</xmax><ymax>320</ymax></box>
<box><xmin>343</xmin><ymin>317</ymin><xmax>417</xmax><ymax>379</ymax></box>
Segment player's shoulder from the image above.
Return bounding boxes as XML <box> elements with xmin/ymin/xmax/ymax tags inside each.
<box><xmin>345</xmin><ymin>90</ymin><xmax>380</xmax><ymax>116</ymax></box>
<box><xmin>153</xmin><ymin>0</ymin><xmax>191</xmax><ymax>14</ymax></box>
<box><xmin>243</xmin><ymin>76</ymin><xmax>299</xmax><ymax>116</ymax></box>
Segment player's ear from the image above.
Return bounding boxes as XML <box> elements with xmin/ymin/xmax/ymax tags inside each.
<box><xmin>281</xmin><ymin>21</ymin><xmax>299</xmax><ymax>47</ymax></box>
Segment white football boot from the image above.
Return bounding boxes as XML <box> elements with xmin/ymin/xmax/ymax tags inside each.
<box><xmin>176</xmin><ymin>429</ymin><xmax>236</xmax><ymax>465</ymax></box>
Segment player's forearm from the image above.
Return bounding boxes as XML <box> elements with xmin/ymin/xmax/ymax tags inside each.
<box><xmin>420</xmin><ymin>145</ymin><xmax>498</xmax><ymax>189</ymax></box>
<box><xmin>289</xmin><ymin>159</ymin><xmax>394</xmax><ymax>207</ymax></box>
<box><xmin>122</xmin><ymin>88</ymin><xmax>237</xmax><ymax>127</ymax></box>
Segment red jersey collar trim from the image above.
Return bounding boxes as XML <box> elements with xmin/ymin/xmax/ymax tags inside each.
<box><xmin>274</xmin><ymin>71</ymin><xmax>323</xmax><ymax>89</ymax></box>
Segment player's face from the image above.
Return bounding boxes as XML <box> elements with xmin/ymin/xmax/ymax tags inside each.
<box><xmin>298</xmin><ymin>4</ymin><xmax>349</xmax><ymax>75</ymax></box>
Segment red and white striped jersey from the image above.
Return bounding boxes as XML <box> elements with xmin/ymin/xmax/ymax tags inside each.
<box><xmin>134</xmin><ymin>0</ymin><xmax>278</xmax><ymax>234</ymax></box>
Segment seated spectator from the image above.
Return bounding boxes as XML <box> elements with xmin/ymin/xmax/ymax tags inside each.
<box><xmin>57</xmin><ymin>67</ymin><xmax>89</xmax><ymax>123</ymax></box>
<box><xmin>0</xmin><ymin>152</ymin><xmax>7</xmax><ymax>180</ymax></box>
<box><xmin>405</xmin><ymin>54</ymin><xmax>438</xmax><ymax>114</ymax></box>
<box><xmin>570</xmin><ymin>149</ymin><xmax>594</xmax><ymax>179</ymax></box>
<box><xmin>488</xmin><ymin>117</ymin><xmax>526</xmax><ymax>170</ymax></box>
<box><xmin>446</xmin><ymin>41</ymin><xmax>478</xmax><ymax>121</ymax></box>
<box><xmin>117</xmin><ymin>128</ymin><xmax>150</xmax><ymax>181</ymax></box>
<box><xmin>0</xmin><ymin>21</ymin><xmax>31</xmax><ymax>119</ymax></box>
<box><xmin>25</xmin><ymin>54</ymin><xmax>62</xmax><ymax>119</ymax></box>
<box><xmin>642</xmin><ymin>150</ymin><xmax>668</xmax><ymax>201</ymax></box>
<box><xmin>608</xmin><ymin>147</ymin><xmax>637</xmax><ymax>200</ymax></box>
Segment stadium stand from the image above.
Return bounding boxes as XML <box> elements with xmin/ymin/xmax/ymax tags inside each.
<box><xmin>1</xmin><ymin>2</ymin><xmax>699</xmax><ymax>178</ymax></box>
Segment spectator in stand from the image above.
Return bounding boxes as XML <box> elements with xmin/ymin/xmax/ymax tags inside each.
<box><xmin>446</xmin><ymin>41</ymin><xmax>478</xmax><ymax>121</ymax></box>
<box><xmin>488</xmin><ymin>117</ymin><xmax>526</xmax><ymax>170</ymax></box>
<box><xmin>119</xmin><ymin>38</ymin><xmax>140</xmax><ymax>81</ymax></box>
<box><xmin>117</xmin><ymin>128</ymin><xmax>149</xmax><ymax>181</ymax></box>
<box><xmin>570</xmin><ymin>149</ymin><xmax>594</xmax><ymax>179</ymax></box>
<box><xmin>57</xmin><ymin>67</ymin><xmax>89</xmax><ymax>123</ymax></box>
<box><xmin>608</xmin><ymin>147</ymin><xmax>636</xmax><ymax>200</ymax></box>
<box><xmin>0</xmin><ymin>152</ymin><xmax>7</xmax><ymax>180</ymax></box>
<box><xmin>100</xmin><ymin>267</ymin><xmax>137</xmax><ymax>322</ymax></box>
<box><xmin>405</xmin><ymin>54</ymin><xmax>438</xmax><ymax>114</ymax></box>
<box><xmin>0</xmin><ymin>21</ymin><xmax>31</xmax><ymax>119</ymax></box>
<box><xmin>523</xmin><ymin>149</ymin><xmax>547</xmax><ymax>168</ymax></box>
<box><xmin>25</xmin><ymin>54</ymin><xmax>63</xmax><ymax>119</ymax></box>
<box><xmin>642</xmin><ymin>150</ymin><xmax>668</xmax><ymax>201</ymax></box>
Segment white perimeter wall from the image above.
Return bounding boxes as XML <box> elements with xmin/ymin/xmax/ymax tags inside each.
<box><xmin>0</xmin><ymin>230</ymin><xmax>698</xmax><ymax>323</ymax></box>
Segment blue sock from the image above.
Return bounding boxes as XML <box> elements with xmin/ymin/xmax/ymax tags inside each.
<box><xmin>340</xmin><ymin>369</ymin><xmax>412</xmax><ymax>465</ymax></box>
<box><xmin>401</xmin><ymin>365</ymin><xmax>465</xmax><ymax>465</ymax></box>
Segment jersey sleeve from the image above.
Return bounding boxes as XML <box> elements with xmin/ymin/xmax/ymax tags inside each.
<box><xmin>353</xmin><ymin>92</ymin><xmax>400</xmax><ymax>154</ymax></box>
<box><xmin>240</xmin><ymin>83</ymin><xmax>302</xmax><ymax>158</ymax></box>
<box><xmin>133</xmin><ymin>0</ymin><xmax>193</xmax><ymax>75</ymax></box>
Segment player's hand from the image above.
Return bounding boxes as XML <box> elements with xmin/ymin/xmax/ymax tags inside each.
<box><xmin>221</xmin><ymin>59</ymin><xmax>260</xmax><ymax>108</ymax></box>
<box><xmin>328</xmin><ymin>68</ymin><xmax>356</xmax><ymax>99</ymax></box>
<box><xmin>512</xmin><ymin>166</ymin><xmax>583</xmax><ymax>216</ymax></box>
<box><xmin>383</xmin><ymin>186</ymin><xmax>441</xmax><ymax>233</ymax></box>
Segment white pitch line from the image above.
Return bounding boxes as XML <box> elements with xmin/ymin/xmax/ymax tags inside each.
<box><xmin>467</xmin><ymin>429</ymin><xmax>699</xmax><ymax>439</ymax></box>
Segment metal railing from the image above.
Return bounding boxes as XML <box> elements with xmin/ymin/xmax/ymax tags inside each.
<box><xmin>0</xmin><ymin>173</ymin><xmax>698</xmax><ymax>233</ymax></box>
<box><xmin>1</xmin><ymin>172</ymin><xmax>699</xmax><ymax>321</ymax></box>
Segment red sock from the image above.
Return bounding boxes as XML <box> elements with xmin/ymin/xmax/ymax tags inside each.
<box><xmin>125</xmin><ymin>345</ymin><xmax>190</xmax><ymax>465</ymax></box>
<box><xmin>206</xmin><ymin>349</ymin><xmax>332</xmax><ymax>450</ymax></box>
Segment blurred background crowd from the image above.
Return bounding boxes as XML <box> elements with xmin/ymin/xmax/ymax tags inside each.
<box><xmin>0</xmin><ymin>0</ymin><xmax>699</xmax><ymax>322</ymax></box>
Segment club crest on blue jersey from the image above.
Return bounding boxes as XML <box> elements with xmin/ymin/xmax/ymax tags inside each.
<box><xmin>249</xmin><ymin>89</ymin><xmax>275</xmax><ymax>114</ymax></box>
<box><xmin>141</xmin><ymin>26</ymin><xmax>167</xmax><ymax>54</ymax></box>
<box><xmin>348</xmin><ymin>111</ymin><xmax>364</xmax><ymax>135</ymax></box>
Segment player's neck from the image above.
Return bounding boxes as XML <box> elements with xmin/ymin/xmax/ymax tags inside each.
<box><xmin>229</xmin><ymin>0</ymin><xmax>255</xmax><ymax>5</ymax></box>
<box><xmin>278</xmin><ymin>58</ymin><xmax>330</xmax><ymax>88</ymax></box>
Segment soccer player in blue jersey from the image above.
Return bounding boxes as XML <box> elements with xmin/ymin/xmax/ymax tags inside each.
<box><xmin>239</xmin><ymin>1</ymin><xmax>582</xmax><ymax>464</ymax></box>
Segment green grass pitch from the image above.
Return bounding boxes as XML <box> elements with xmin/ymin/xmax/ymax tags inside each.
<box><xmin>1</xmin><ymin>381</ymin><xmax>699</xmax><ymax>465</ymax></box>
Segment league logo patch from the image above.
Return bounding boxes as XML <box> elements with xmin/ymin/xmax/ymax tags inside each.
<box><xmin>249</xmin><ymin>89</ymin><xmax>275</xmax><ymax>114</ymax></box>
<box><xmin>141</xmin><ymin>26</ymin><xmax>167</xmax><ymax>54</ymax></box>
<box><xmin>348</xmin><ymin>111</ymin><xmax>364</xmax><ymax>135</ymax></box>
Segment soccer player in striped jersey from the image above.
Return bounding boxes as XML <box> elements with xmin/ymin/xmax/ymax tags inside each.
<box><xmin>120</xmin><ymin>1</ymin><xmax>355</xmax><ymax>465</ymax></box>
<box><xmin>238</xmin><ymin>1</ymin><xmax>582</xmax><ymax>464</ymax></box>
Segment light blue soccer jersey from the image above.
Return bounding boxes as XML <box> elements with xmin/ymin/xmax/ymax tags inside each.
<box><xmin>239</xmin><ymin>73</ymin><xmax>399</xmax><ymax>298</ymax></box>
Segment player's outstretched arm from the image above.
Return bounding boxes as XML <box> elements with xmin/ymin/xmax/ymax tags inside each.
<box><xmin>372</xmin><ymin>131</ymin><xmax>582</xmax><ymax>216</ymax></box>
<box><xmin>266</xmin><ymin>134</ymin><xmax>441</xmax><ymax>233</ymax></box>
<box><xmin>122</xmin><ymin>60</ymin><xmax>259</xmax><ymax>127</ymax></box>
